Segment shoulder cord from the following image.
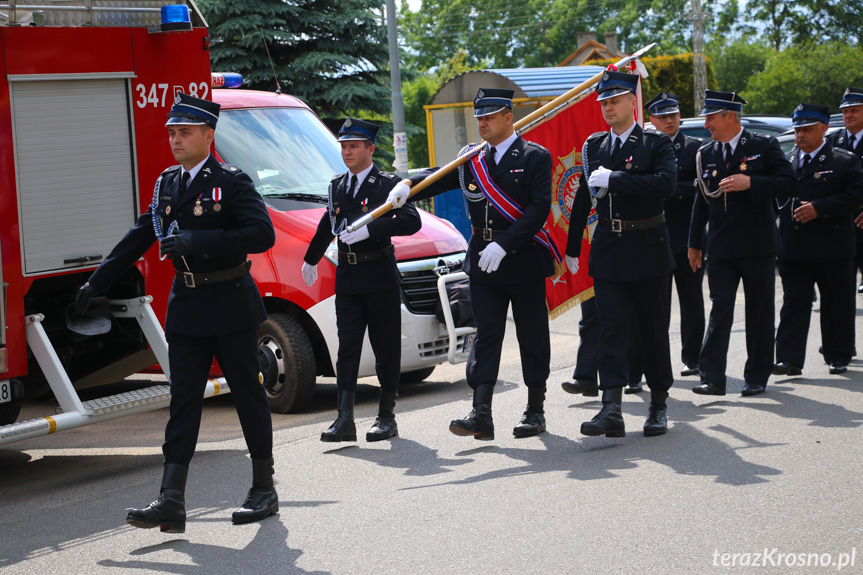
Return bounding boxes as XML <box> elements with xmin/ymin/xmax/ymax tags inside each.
<box><xmin>150</xmin><ymin>175</ymin><xmax>179</xmax><ymax>261</ymax></box>
<box><xmin>458</xmin><ymin>144</ymin><xmax>485</xmax><ymax>202</ymax></box>
<box><xmin>695</xmin><ymin>149</ymin><xmax>724</xmax><ymax>204</ymax></box>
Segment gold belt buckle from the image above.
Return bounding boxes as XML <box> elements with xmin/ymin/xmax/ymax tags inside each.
<box><xmin>482</xmin><ymin>228</ymin><xmax>493</xmax><ymax>241</ymax></box>
<box><xmin>610</xmin><ymin>219</ymin><xmax>623</xmax><ymax>233</ymax></box>
<box><xmin>183</xmin><ymin>272</ymin><xmax>196</xmax><ymax>288</ymax></box>
<box><xmin>347</xmin><ymin>252</ymin><xmax>358</xmax><ymax>265</ymax></box>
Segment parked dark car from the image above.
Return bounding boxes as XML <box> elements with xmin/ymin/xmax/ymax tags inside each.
<box><xmin>646</xmin><ymin>115</ymin><xmax>793</xmax><ymax>140</ymax></box>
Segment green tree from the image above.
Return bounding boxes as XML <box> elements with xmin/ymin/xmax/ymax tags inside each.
<box><xmin>742</xmin><ymin>42</ymin><xmax>863</xmax><ymax>114</ymax></box>
<box><xmin>198</xmin><ymin>0</ymin><xmax>392</xmax><ymax>119</ymax></box>
<box><xmin>708</xmin><ymin>39</ymin><xmax>773</xmax><ymax>94</ymax></box>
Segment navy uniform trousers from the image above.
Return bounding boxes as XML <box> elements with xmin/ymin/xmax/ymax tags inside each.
<box><xmin>166</xmin><ymin>328</ymin><xmax>272</xmax><ymax>465</ymax></box>
<box><xmin>572</xmin><ymin>297</ymin><xmax>643</xmax><ymax>385</ymax></box>
<box><xmin>827</xmin><ymin>130</ymin><xmax>863</xmax><ymax>289</ymax></box>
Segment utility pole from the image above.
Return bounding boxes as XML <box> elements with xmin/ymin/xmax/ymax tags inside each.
<box><xmin>688</xmin><ymin>0</ymin><xmax>707</xmax><ymax>115</ymax></box>
<box><xmin>385</xmin><ymin>0</ymin><xmax>408</xmax><ymax>177</ymax></box>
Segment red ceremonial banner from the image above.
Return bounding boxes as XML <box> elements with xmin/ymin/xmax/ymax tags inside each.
<box><xmin>522</xmin><ymin>92</ymin><xmax>607</xmax><ymax>319</ymax></box>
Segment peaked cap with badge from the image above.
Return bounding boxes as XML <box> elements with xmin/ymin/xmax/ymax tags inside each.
<box><xmin>473</xmin><ymin>88</ymin><xmax>514</xmax><ymax>118</ymax></box>
<box><xmin>700</xmin><ymin>90</ymin><xmax>747</xmax><ymax>116</ymax></box>
<box><xmin>596</xmin><ymin>70</ymin><xmax>639</xmax><ymax>102</ymax></box>
<box><xmin>166</xmin><ymin>92</ymin><xmax>221</xmax><ymax>129</ymax></box>
<box><xmin>338</xmin><ymin>117</ymin><xmax>379</xmax><ymax>143</ymax></box>
<box><xmin>839</xmin><ymin>86</ymin><xmax>863</xmax><ymax>109</ymax></box>
<box><xmin>791</xmin><ymin>102</ymin><xmax>830</xmax><ymax>128</ymax></box>
<box><xmin>646</xmin><ymin>91</ymin><xmax>680</xmax><ymax>116</ymax></box>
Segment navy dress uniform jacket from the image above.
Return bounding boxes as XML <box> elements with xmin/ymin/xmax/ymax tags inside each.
<box><xmin>689</xmin><ymin>130</ymin><xmax>797</xmax><ymax>257</ymax></box>
<box><xmin>779</xmin><ymin>143</ymin><xmax>863</xmax><ymax>260</ymax></box>
<box><xmin>411</xmin><ymin>136</ymin><xmax>555</xmax><ymax>285</ymax></box>
<box><xmin>566</xmin><ymin>125</ymin><xmax>677</xmax><ymax>281</ymax></box>
<box><xmin>666</xmin><ymin>132</ymin><xmax>704</xmax><ymax>254</ymax></box>
<box><xmin>304</xmin><ymin>165</ymin><xmax>421</xmax><ymax>294</ymax></box>
<box><xmin>87</xmin><ymin>155</ymin><xmax>275</xmax><ymax>337</ymax></box>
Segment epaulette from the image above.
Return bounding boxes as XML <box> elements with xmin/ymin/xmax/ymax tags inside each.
<box><xmin>698</xmin><ymin>139</ymin><xmax>714</xmax><ymax>151</ymax></box>
<box><xmin>524</xmin><ymin>140</ymin><xmax>550</xmax><ymax>154</ymax></box>
<box><xmin>161</xmin><ymin>165</ymin><xmax>181</xmax><ymax>175</ymax></box>
<box><xmin>834</xmin><ymin>147</ymin><xmax>855</xmax><ymax>158</ymax></box>
<box><xmin>643</xmin><ymin>128</ymin><xmax>663</xmax><ymax>136</ymax></box>
<box><xmin>331</xmin><ymin>173</ymin><xmax>342</xmax><ymax>181</ymax></box>
<box><xmin>586</xmin><ymin>131</ymin><xmax>607</xmax><ymax>141</ymax></box>
<box><xmin>752</xmin><ymin>132</ymin><xmax>772</xmax><ymax>141</ymax></box>
<box><xmin>688</xmin><ymin>134</ymin><xmax>704</xmax><ymax>143</ymax></box>
<box><xmin>219</xmin><ymin>163</ymin><xmax>243</xmax><ymax>174</ymax></box>
<box><xmin>379</xmin><ymin>172</ymin><xmax>397</xmax><ymax>180</ymax></box>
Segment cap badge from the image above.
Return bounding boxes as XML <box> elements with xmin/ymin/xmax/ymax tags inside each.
<box><xmin>796</xmin><ymin>104</ymin><xmax>804</xmax><ymax>111</ymax></box>
<box><xmin>602</xmin><ymin>72</ymin><xmax>609</xmax><ymax>81</ymax></box>
<box><xmin>845</xmin><ymin>88</ymin><xmax>852</xmax><ymax>96</ymax></box>
<box><xmin>477</xmin><ymin>89</ymin><xmax>485</xmax><ymax>99</ymax></box>
<box><xmin>344</xmin><ymin>119</ymin><xmax>352</xmax><ymax>128</ymax></box>
<box><xmin>661</xmin><ymin>93</ymin><xmax>668</xmax><ymax>100</ymax></box>
<box><xmin>174</xmin><ymin>92</ymin><xmax>182</xmax><ymax>105</ymax></box>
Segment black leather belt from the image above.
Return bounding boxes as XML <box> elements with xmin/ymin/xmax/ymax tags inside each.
<box><xmin>598</xmin><ymin>212</ymin><xmax>665</xmax><ymax>233</ymax></box>
<box><xmin>338</xmin><ymin>244</ymin><xmax>394</xmax><ymax>265</ymax></box>
<box><xmin>178</xmin><ymin>260</ymin><xmax>251</xmax><ymax>288</ymax></box>
<box><xmin>472</xmin><ymin>226</ymin><xmax>507</xmax><ymax>241</ymax></box>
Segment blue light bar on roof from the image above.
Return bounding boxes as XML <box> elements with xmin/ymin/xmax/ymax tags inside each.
<box><xmin>160</xmin><ymin>4</ymin><xmax>192</xmax><ymax>32</ymax></box>
<box><xmin>211</xmin><ymin>73</ymin><xmax>243</xmax><ymax>89</ymax></box>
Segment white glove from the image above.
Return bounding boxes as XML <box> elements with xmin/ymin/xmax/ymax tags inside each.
<box><xmin>387</xmin><ymin>182</ymin><xmax>411</xmax><ymax>208</ymax></box>
<box><xmin>565</xmin><ymin>255</ymin><xmax>579</xmax><ymax>275</ymax></box>
<box><xmin>301</xmin><ymin>262</ymin><xmax>317</xmax><ymax>287</ymax></box>
<box><xmin>477</xmin><ymin>241</ymin><xmax>506</xmax><ymax>273</ymax></box>
<box><xmin>588</xmin><ymin>166</ymin><xmax>612</xmax><ymax>189</ymax></box>
<box><xmin>338</xmin><ymin>226</ymin><xmax>370</xmax><ymax>245</ymax></box>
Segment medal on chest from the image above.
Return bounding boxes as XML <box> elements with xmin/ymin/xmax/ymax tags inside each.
<box><xmin>212</xmin><ymin>187</ymin><xmax>222</xmax><ymax>211</ymax></box>
<box><xmin>361</xmin><ymin>197</ymin><xmax>369</xmax><ymax>212</ymax></box>
<box><xmin>193</xmin><ymin>198</ymin><xmax>203</xmax><ymax>216</ymax></box>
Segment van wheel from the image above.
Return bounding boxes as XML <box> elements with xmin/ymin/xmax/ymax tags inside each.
<box><xmin>399</xmin><ymin>366</ymin><xmax>435</xmax><ymax>384</ymax></box>
<box><xmin>258</xmin><ymin>314</ymin><xmax>316</xmax><ymax>414</ymax></box>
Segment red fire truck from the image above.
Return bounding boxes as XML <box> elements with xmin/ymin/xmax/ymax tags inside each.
<box><xmin>0</xmin><ymin>1</ymin><xmax>473</xmax><ymax>444</ymax></box>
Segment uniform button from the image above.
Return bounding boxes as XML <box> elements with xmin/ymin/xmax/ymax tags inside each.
<box><xmin>613</xmin><ymin>193</ymin><xmax>619</xmax><ymax>197</ymax></box>
<box><xmin>515</xmin><ymin>179</ymin><xmax>519</xmax><ymax>182</ymax></box>
<box><xmin>488</xmin><ymin>219</ymin><xmax>493</xmax><ymax>224</ymax></box>
<box><xmin>614</xmin><ymin>213</ymin><xmax>620</xmax><ymax>217</ymax></box>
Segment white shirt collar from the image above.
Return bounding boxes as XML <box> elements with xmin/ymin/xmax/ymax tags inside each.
<box><xmin>489</xmin><ymin>131</ymin><xmax>519</xmax><ymax>164</ymax></box>
<box><xmin>610</xmin><ymin>122</ymin><xmax>637</xmax><ymax>148</ymax></box>
<box><xmin>347</xmin><ymin>163</ymin><xmax>375</xmax><ymax>195</ymax></box>
<box><xmin>722</xmin><ymin>128</ymin><xmax>744</xmax><ymax>154</ymax></box>
<box><xmin>182</xmin><ymin>155</ymin><xmax>211</xmax><ymax>184</ymax></box>
<box><xmin>799</xmin><ymin>140</ymin><xmax>826</xmax><ymax>163</ymax></box>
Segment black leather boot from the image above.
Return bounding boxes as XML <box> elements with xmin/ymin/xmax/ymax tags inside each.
<box><xmin>449</xmin><ymin>383</ymin><xmax>494</xmax><ymax>440</ymax></box>
<box><xmin>513</xmin><ymin>387</ymin><xmax>547</xmax><ymax>437</ymax></box>
<box><xmin>644</xmin><ymin>389</ymin><xmax>668</xmax><ymax>437</ymax></box>
<box><xmin>580</xmin><ymin>387</ymin><xmax>625</xmax><ymax>437</ymax></box>
<box><xmin>232</xmin><ymin>457</ymin><xmax>279</xmax><ymax>524</ymax></box>
<box><xmin>561</xmin><ymin>378</ymin><xmax>598</xmax><ymax>396</ymax></box>
<box><xmin>126</xmin><ymin>463</ymin><xmax>187</xmax><ymax>533</ymax></box>
<box><xmin>321</xmin><ymin>390</ymin><xmax>357</xmax><ymax>442</ymax></box>
<box><xmin>366</xmin><ymin>391</ymin><xmax>399</xmax><ymax>442</ymax></box>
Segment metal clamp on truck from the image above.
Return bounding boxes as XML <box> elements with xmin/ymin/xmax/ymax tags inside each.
<box><xmin>0</xmin><ymin>0</ymin><xmax>474</xmax><ymax>445</ymax></box>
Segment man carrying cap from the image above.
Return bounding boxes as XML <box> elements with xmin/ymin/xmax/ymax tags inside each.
<box><xmin>827</xmin><ymin>87</ymin><xmax>863</xmax><ymax>295</ymax></box>
<box><xmin>688</xmin><ymin>90</ymin><xmax>797</xmax><ymax>396</ymax></box>
<box><xmin>565</xmin><ymin>70</ymin><xmax>677</xmax><ymax>438</ymax></box>
<box><xmin>74</xmin><ymin>93</ymin><xmax>279</xmax><ymax>531</ymax></box>
<box><xmin>303</xmin><ymin>118</ymin><xmax>420</xmax><ymax>443</ymax></box>
<box><xmin>390</xmin><ymin>88</ymin><xmax>555</xmax><ymax>440</ymax></box>
<box><xmin>774</xmin><ymin>103</ymin><xmax>863</xmax><ymax>376</ymax></box>
<box><xmin>646</xmin><ymin>91</ymin><xmax>706</xmax><ymax>378</ymax></box>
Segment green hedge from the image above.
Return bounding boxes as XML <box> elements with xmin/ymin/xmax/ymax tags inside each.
<box><xmin>585</xmin><ymin>53</ymin><xmax>718</xmax><ymax>118</ymax></box>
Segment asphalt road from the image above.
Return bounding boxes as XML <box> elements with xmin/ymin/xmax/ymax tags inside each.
<box><xmin>2</xmin><ymin>282</ymin><xmax>863</xmax><ymax>574</ymax></box>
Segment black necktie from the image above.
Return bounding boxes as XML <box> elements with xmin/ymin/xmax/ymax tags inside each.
<box><xmin>799</xmin><ymin>154</ymin><xmax>811</xmax><ymax>175</ymax></box>
<box><xmin>611</xmin><ymin>138</ymin><xmax>621</xmax><ymax>160</ymax></box>
<box><xmin>724</xmin><ymin>143</ymin><xmax>733</xmax><ymax>168</ymax></box>
<box><xmin>487</xmin><ymin>146</ymin><xmax>497</xmax><ymax>168</ymax></box>
<box><xmin>182</xmin><ymin>171</ymin><xmax>191</xmax><ymax>190</ymax></box>
<box><xmin>347</xmin><ymin>174</ymin><xmax>358</xmax><ymax>200</ymax></box>
<box><xmin>849</xmin><ymin>134</ymin><xmax>857</xmax><ymax>151</ymax></box>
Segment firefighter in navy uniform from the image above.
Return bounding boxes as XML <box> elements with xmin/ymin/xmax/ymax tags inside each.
<box><xmin>74</xmin><ymin>93</ymin><xmax>278</xmax><ymax>532</ymax></box>
<box><xmin>826</xmin><ymin>87</ymin><xmax>863</xmax><ymax>294</ymax></box>
<box><xmin>646</xmin><ymin>91</ymin><xmax>705</xmax><ymax>377</ymax></box>
<box><xmin>565</xmin><ymin>71</ymin><xmax>677</xmax><ymax>438</ymax></box>
<box><xmin>774</xmin><ymin>103</ymin><xmax>863</xmax><ymax>376</ymax></box>
<box><xmin>391</xmin><ymin>88</ymin><xmax>556</xmax><ymax>440</ymax></box>
<box><xmin>688</xmin><ymin>90</ymin><xmax>797</xmax><ymax>397</ymax></box>
<box><xmin>302</xmin><ymin>118</ymin><xmax>420</xmax><ymax>443</ymax></box>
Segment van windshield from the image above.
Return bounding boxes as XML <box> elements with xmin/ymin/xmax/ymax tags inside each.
<box><xmin>215</xmin><ymin>107</ymin><xmax>344</xmax><ymax>201</ymax></box>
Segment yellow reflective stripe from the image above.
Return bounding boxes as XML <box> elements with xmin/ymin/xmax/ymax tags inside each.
<box><xmin>46</xmin><ymin>416</ymin><xmax>57</xmax><ymax>434</ymax></box>
<box><xmin>212</xmin><ymin>380</ymin><xmax>221</xmax><ymax>395</ymax></box>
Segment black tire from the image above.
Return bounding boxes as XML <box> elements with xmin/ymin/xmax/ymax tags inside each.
<box><xmin>399</xmin><ymin>366</ymin><xmax>436</xmax><ymax>384</ymax></box>
<box><xmin>257</xmin><ymin>313</ymin><xmax>316</xmax><ymax>414</ymax></box>
<box><xmin>0</xmin><ymin>380</ymin><xmax>24</xmax><ymax>426</ymax></box>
